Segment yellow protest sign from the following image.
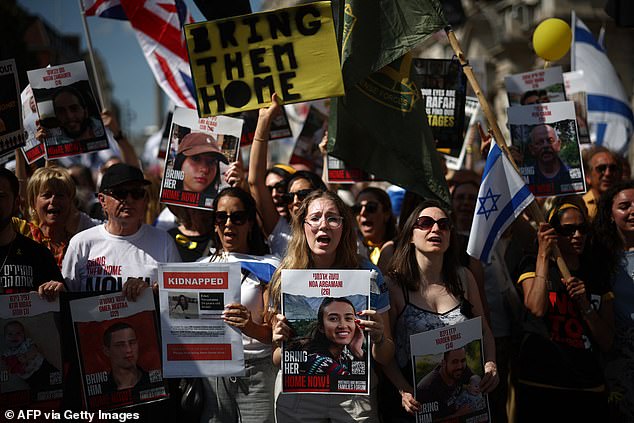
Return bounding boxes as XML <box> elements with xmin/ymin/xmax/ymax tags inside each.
<box><xmin>185</xmin><ymin>1</ymin><xmax>344</xmax><ymax>117</ymax></box>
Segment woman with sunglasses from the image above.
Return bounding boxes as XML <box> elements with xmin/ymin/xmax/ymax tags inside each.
<box><xmin>514</xmin><ymin>196</ymin><xmax>613</xmax><ymax>422</ymax></box>
<box><xmin>380</xmin><ymin>200</ymin><xmax>498</xmax><ymax>422</ymax></box>
<box><xmin>353</xmin><ymin>187</ymin><xmax>397</xmax><ymax>265</ymax></box>
<box><xmin>197</xmin><ymin>187</ymin><xmax>278</xmax><ymax>423</ymax></box>
<box><xmin>269</xmin><ymin>190</ymin><xmax>393</xmax><ymax>422</ymax></box>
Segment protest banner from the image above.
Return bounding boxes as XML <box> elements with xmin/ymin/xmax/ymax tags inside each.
<box><xmin>281</xmin><ymin>269</ymin><xmax>370</xmax><ymax>394</ymax></box>
<box><xmin>0</xmin><ymin>59</ymin><xmax>26</xmax><ymax>157</ymax></box>
<box><xmin>325</xmin><ymin>155</ymin><xmax>378</xmax><ymax>184</ymax></box>
<box><xmin>26</xmin><ymin>61</ymin><xmax>108</xmax><ymax>159</ymax></box>
<box><xmin>160</xmin><ymin>107</ymin><xmax>243</xmax><ymax>210</ymax></box>
<box><xmin>184</xmin><ymin>1</ymin><xmax>344</xmax><ymax>116</ymax></box>
<box><xmin>508</xmin><ymin>101</ymin><xmax>585</xmax><ymax>197</ymax></box>
<box><xmin>237</xmin><ymin>106</ymin><xmax>292</xmax><ymax>147</ymax></box>
<box><xmin>411</xmin><ymin>58</ymin><xmax>467</xmax><ymax>156</ymax></box>
<box><xmin>563</xmin><ymin>70</ymin><xmax>591</xmax><ymax>144</ymax></box>
<box><xmin>158</xmin><ymin>262</ymin><xmax>244</xmax><ymax>378</ymax></box>
<box><xmin>411</xmin><ymin>318</ymin><xmax>490</xmax><ymax>423</ymax></box>
<box><xmin>444</xmin><ymin>96</ymin><xmax>481</xmax><ymax>171</ymax></box>
<box><xmin>0</xmin><ymin>293</ymin><xmax>62</xmax><ymax>410</ymax></box>
<box><xmin>20</xmin><ymin>85</ymin><xmax>46</xmax><ymax>164</ymax></box>
<box><xmin>504</xmin><ymin>66</ymin><xmax>566</xmax><ymax>106</ymax></box>
<box><xmin>289</xmin><ymin>105</ymin><xmax>326</xmax><ymax>172</ymax></box>
<box><xmin>69</xmin><ymin>290</ymin><xmax>167</xmax><ymax>411</ymax></box>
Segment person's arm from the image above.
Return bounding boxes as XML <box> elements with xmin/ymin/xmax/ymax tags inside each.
<box><xmin>248</xmin><ymin>94</ymin><xmax>282</xmax><ymax>236</ymax></box>
<box><xmin>522</xmin><ymin>223</ymin><xmax>556</xmax><ymax>317</ymax></box>
<box><xmin>101</xmin><ymin>109</ymin><xmax>140</xmax><ymax>168</ymax></box>
<box><xmin>223</xmin><ymin>301</ymin><xmax>273</xmax><ymax>344</ymax></box>
<box><xmin>37</xmin><ymin>281</ymin><xmax>65</xmax><ymax>301</ymax></box>
<box><xmin>224</xmin><ymin>148</ymin><xmax>249</xmax><ymax>192</ymax></box>
<box><xmin>566</xmin><ymin>278</ymin><xmax>615</xmax><ymax>352</ymax></box>
<box><xmin>376</xmin><ymin>241</ymin><xmax>394</xmax><ymax>274</ymax></box>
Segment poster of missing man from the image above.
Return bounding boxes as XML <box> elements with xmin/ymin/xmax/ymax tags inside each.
<box><xmin>160</xmin><ymin>107</ymin><xmax>243</xmax><ymax>210</ymax></box>
<box><xmin>20</xmin><ymin>85</ymin><xmax>46</xmax><ymax>164</ymax></box>
<box><xmin>411</xmin><ymin>318</ymin><xmax>490</xmax><ymax>423</ymax></box>
<box><xmin>281</xmin><ymin>269</ymin><xmax>370</xmax><ymax>394</ymax></box>
<box><xmin>0</xmin><ymin>59</ymin><xmax>26</xmax><ymax>157</ymax></box>
<box><xmin>504</xmin><ymin>66</ymin><xmax>566</xmax><ymax>106</ymax></box>
<box><xmin>411</xmin><ymin>58</ymin><xmax>467</xmax><ymax>156</ymax></box>
<box><xmin>158</xmin><ymin>262</ymin><xmax>245</xmax><ymax>378</ymax></box>
<box><xmin>508</xmin><ymin>101</ymin><xmax>586</xmax><ymax>197</ymax></box>
<box><xmin>69</xmin><ymin>290</ymin><xmax>167</xmax><ymax>411</ymax></box>
<box><xmin>26</xmin><ymin>61</ymin><xmax>108</xmax><ymax>159</ymax></box>
<box><xmin>0</xmin><ymin>293</ymin><xmax>62</xmax><ymax>410</ymax></box>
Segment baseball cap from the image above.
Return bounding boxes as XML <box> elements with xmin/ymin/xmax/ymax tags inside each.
<box><xmin>100</xmin><ymin>163</ymin><xmax>150</xmax><ymax>192</ymax></box>
<box><xmin>177</xmin><ymin>132</ymin><xmax>229</xmax><ymax>163</ymax></box>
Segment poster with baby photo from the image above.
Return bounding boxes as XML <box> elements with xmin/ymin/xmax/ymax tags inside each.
<box><xmin>69</xmin><ymin>289</ymin><xmax>167</xmax><ymax>411</ymax></box>
<box><xmin>281</xmin><ymin>269</ymin><xmax>371</xmax><ymax>395</ymax></box>
<box><xmin>411</xmin><ymin>318</ymin><xmax>490</xmax><ymax>423</ymax></box>
<box><xmin>0</xmin><ymin>58</ymin><xmax>26</xmax><ymax>157</ymax></box>
<box><xmin>0</xmin><ymin>293</ymin><xmax>63</xmax><ymax>410</ymax></box>
<box><xmin>504</xmin><ymin>66</ymin><xmax>567</xmax><ymax>106</ymax></box>
<box><xmin>160</xmin><ymin>107</ymin><xmax>243</xmax><ymax>210</ymax></box>
<box><xmin>20</xmin><ymin>85</ymin><xmax>46</xmax><ymax>164</ymax></box>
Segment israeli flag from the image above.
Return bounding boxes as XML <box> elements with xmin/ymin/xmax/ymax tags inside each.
<box><xmin>467</xmin><ymin>141</ymin><xmax>534</xmax><ymax>264</ymax></box>
<box><xmin>572</xmin><ymin>12</ymin><xmax>634</xmax><ymax>155</ymax></box>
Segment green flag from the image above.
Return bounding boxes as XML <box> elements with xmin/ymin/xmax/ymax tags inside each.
<box><xmin>328</xmin><ymin>0</ymin><xmax>450</xmax><ymax>205</ymax></box>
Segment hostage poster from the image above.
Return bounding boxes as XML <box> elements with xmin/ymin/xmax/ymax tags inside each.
<box><xmin>0</xmin><ymin>58</ymin><xmax>26</xmax><ymax>157</ymax></box>
<box><xmin>411</xmin><ymin>318</ymin><xmax>489</xmax><ymax>423</ymax></box>
<box><xmin>20</xmin><ymin>85</ymin><xmax>46</xmax><ymax>164</ymax></box>
<box><xmin>26</xmin><ymin>61</ymin><xmax>109</xmax><ymax>159</ymax></box>
<box><xmin>160</xmin><ymin>107</ymin><xmax>243</xmax><ymax>210</ymax></box>
<box><xmin>281</xmin><ymin>269</ymin><xmax>370</xmax><ymax>394</ymax></box>
<box><xmin>158</xmin><ymin>262</ymin><xmax>244</xmax><ymax>378</ymax></box>
<box><xmin>0</xmin><ymin>293</ymin><xmax>62</xmax><ymax>410</ymax></box>
<box><xmin>69</xmin><ymin>290</ymin><xmax>167</xmax><ymax>411</ymax></box>
<box><xmin>504</xmin><ymin>66</ymin><xmax>566</xmax><ymax>106</ymax></box>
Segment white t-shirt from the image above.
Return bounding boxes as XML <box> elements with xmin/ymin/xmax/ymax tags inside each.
<box><xmin>268</xmin><ymin>217</ymin><xmax>291</xmax><ymax>258</ymax></box>
<box><xmin>63</xmin><ymin>224</ymin><xmax>181</xmax><ymax>292</ymax></box>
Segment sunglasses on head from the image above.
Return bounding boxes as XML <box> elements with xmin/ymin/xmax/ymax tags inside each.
<box><xmin>555</xmin><ymin>223</ymin><xmax>588</xmax><ymax>236</ymax></box>
<box><xmin>282</xmin><ymin>189</ymin><xmax>313</xmax><ymax>204</ymax></box>
<box><xmin>413</xmin><ymin>216</ymin><xmax>452</xmax><ymax>231</ymax></box>
<box><xmin>103</xmin><ymin>188</ymin><xmax>146</xmax><ymax>200</ymax></box>
<box><xmin>214</xmin><ymin>210</ymin><xmax>249</xmax><ymax>226</ymax></box>
<box><xmin>351</xmin><ymin>201</ymin><xmax>379</xmax><ymax>215</ymax></box>
<box><xmin>594</xmin><ymin>163</ymin><xmax>619</xmax><ymax>174</ymax></box>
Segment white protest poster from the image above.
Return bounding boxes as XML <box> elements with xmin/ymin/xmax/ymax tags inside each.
<box><xmin>69</xmin><ymin>290</ymin><xmax>167</xmax><ymax>411</ymax></box>
<box><xmin>411</xmin><ymin>318</ymin><xmax>490</xmax><ymax>423</ymax></box>
<box><xmin>26</xmin><ymin>61</ymin><xmax>108</xmax><ymax>159</ymax></box>
<box><xmin>508</xmin><ymin>101</ymin><xmax>586</xmax><ymax>197</ymax></box>
<box><xmin>563</xmin><ymin>70</ymin><xmax>591</xmax><ymax>144</ymax></box>
<box><xmin>158</xmin><ymin>262</ymin><xmax>244</xmax><ymax>378</ymax></box>
<box><xmin>281</xmin><ymin>269</ymin><xmax>370</xmax><ymax>394</ymax></box>
<box><xmin>160</xmin><ymin>107</ymin><xmax>243</xmax><ymax>210</ymax></box>
<box><xmin>0</xmin><ymin>293</ymin><xmax>62</xmax><ymax>410</ymax></box>
<box><xmin>445</xmin><ymin>96</ymin><xmax>481</xmax><ymax>171</ymax></box>
<box><xmin>0</xmin><ymin>58</ymin><xmax>26</xmax><ymax>157</ymax></box>
<box><xmin>20</xmin><ymin>85</ymin><xmax>46</xmax><ymax>163</ymax></box>
<box><xmin>504</xmin><ymin>66</ymin><xmax>567</xmax><ymax>106</ymax></box>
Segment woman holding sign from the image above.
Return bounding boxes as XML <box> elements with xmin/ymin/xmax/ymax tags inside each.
<box><xmin>269</xmin><ymin>189</ymin><xmax>394</xmax><ymax>422</ymax></box>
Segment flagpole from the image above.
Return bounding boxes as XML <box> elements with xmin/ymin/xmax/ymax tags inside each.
<box><xmin>444</xmin><ymin>26</ymin><xmax>572</xmax><ymax>279</ymax></box>
<box><xmin>78</xmin><ymin>0</ymin><xmax>106</xmax><ymax>110</ymax></box>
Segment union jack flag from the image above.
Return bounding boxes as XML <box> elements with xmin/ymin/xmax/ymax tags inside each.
<box><xmin>81</xmin><ymin>0</ymin><xmax>197</xmax><ymax>109</ymax></box>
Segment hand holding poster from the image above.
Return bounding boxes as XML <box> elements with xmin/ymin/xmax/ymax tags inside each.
<box><xmin>281</xmin><ymin>269</ymin><xmax>370</xmax><ymax>394</ymax></box>
<box><xmin>411</xmin><ymin>318</ymin><xmax>490</xmax><ymax>423</ymax></box>
<box><xmin>0</xmin><ymin>59</ymin><xmax>26</xmax><ymax>157</ymax></box>
<box><xmin>160</xmin><ymin>107</ymin><xmax>243</xmax><ymax>210</ymax></box>
<box><xmin>185</xmin><ymin>1</ymin><xmax>344</xmax><ymax>116</ymax></box>
<box><xmin>158</xmin><ymin>262</ymin><xmax>244</xmax><ymax>378</ymax></box>
<box><xmin>26</xmin><ymin>61</ymin><xmax>108</xmax><ymax>159</ymax></box>
<box><xmin>504</xmin><ymin>66</ymin><xmax>566</xmax><ymax>106</ymax></box>
<box><xmin>69</xmin><ymin>289</ymin><xmax>167</xmax><ymax>411</ymax></box>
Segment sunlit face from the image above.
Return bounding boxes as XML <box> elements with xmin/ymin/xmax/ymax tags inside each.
<box><xmin>288</xmin><ymin>178</ymin><xmax>312</xmax><ymax>217</ymax></box>
<box><xmin>587</xmin><ymin>152</ymin><xmax>620</xmax><ymax>195</ymax></box>
<box><xmin>556</xmin><ymin>208</ymin><xmax>587</xmax><ymax>256</ymax></box>
<box><xmin>442</xmin><ymin>348</ymin><xmax>467</xmax><ymax>383</ymax></box>
<box><xmin>355</xmin><ymin>192</ymin><xmax>390</xmax><ymax>244</ymax></box>
<box><xmin>411</xmin><ymin>207</ymin><xmax>450</xmax><ymax>255</ymax></box>
<box><xmin>529</xmin><ymin>125</ymin><xmax>561</xmax><ymax>165</ymax></box>
<box><xmin>98</xmin><ymin>182</ymin><xmax>148</xmax><ymax>228</ymax></box>
<box><xmin>35</xmin><ymin>185</ymin><xmax>71</xmax><ymax>228</ymax></box>
<box><xmin>182</xmin><ymin>153</ymin><xmax>218</xmax><ymax>193</ymax></box>
<box><xmin>266</xmin><ymin>172</ymin><xmax>288</xmax><ymax>217</ymax></box>
<box><xmin>4</xmin><ymin>323</ymin><xmax>26</xmax><ymax>348</ymax></box>
<box><xmin>215</xmin><ymin>195</ymin><xmax>251</xmax><ymax>254</ymax></box>
<box><xmin>104</xmin><ymin>328</ymin><xmax>138</xmax><ymax>372</ymax></box>
<box><xmin>304</xmin><ymin>198</ymin><xmax>343</xmax><ymax>267</ymax></box>
<box><xmin>320</xmin><ymin>301</ymin><xmax>356</xmax><ymax>346</ymax></box>
<box><xmin>612</xmin><ymin>188</ymin><xmax>634</xmax><ymax>236</ymax></box>
<box><xmin>452</xmin><ymin>184</ymin><xmax>478</xmax><ymax>232</ymax></box>
<box><xmin>53</xmin><ymin>91</ymin><xmax>88</xmax><ymax>138</ymax></box>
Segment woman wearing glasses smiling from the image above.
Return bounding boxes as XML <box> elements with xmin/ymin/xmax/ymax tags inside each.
<box><xmin>380</xmin><ymin>200</ymin><xmax>498</xmax><ymax>421</ymax></box>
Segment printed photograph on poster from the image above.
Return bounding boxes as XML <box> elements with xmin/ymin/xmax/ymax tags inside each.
<box><xmin>563</xmin><ymin>70</ymin><xmax>591</xmax><ymax>144</ymax></box>
<box><xmin>411</xmin><ymin>58</ymin><xmax>467</xmax><ymax>154</ymax></box>
<box><xmin>158</xmin><ymin>262</ymin><xmax>244</xmax><ymax>378</ymax></box>
<box><xmin>20</xmin><ymin>85</ymin><xmax>46</xmax><ymax>164</ymax></box>
<box><xmin>0</xmin><ymin>293</ymin><xmax>62</xmax><ymax>409</ymax></box>
<box><xmin>26</xmin><ymin>61</ymin><xmax>108</xmax><ymax>159</ymax></box>
<box><xmin>281</xmin><ymin>269</ymin><xmax>371</xmax><ymax>394</ymax></box>
<box><xmin>237</xmin><ymin>107</ymin><xmax>292</xmax><ymax>147</ymax></box>
<box><xmin>508</xmin><ymin>101</ymin><xmax>586</xmax><ymax>197</ymax></box>
<box><xmin>504</xmin><ymin>66</ymin><xmax>566</xmax><ymax>106</ymax></box>
<box><xmin>326</xmin><ymin>155</ymin><xmax>378</xmax><ymax>184</ymax></box>
<box><xmin>69</xmin><ymin>290</ymin><xmax>167</xmax><ymax>411</ymax></box>
<box><xmin>0</xmin><ymin>59</ymin><xmax>26</xmax><ymax>157</ymax></box>
<box><xmin>445</xmin><ymin>96</ymin><xmax>481</xmax><ymax>171</ymax></box>
<box><xmin>411</xmin><ymin>318</ymin><xmax>490</xmax><ymax>423</ymax></box>
<box><xmin>160</xmin><ymin>107</ymin><xmax>243</xmax><ymax>210</ymax></box>
<box><xmin>289</xmin><ymin>105</ymin><xmax>326</xmax><ymax>173</ymax></box>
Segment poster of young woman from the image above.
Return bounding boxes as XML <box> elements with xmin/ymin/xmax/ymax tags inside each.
<box><xmin>160</xmin><ymin>107</ymin><xmax>243</xmax><ymax>210</ymax></box>
<box><xmin>411</xmin><ymin>318</ymin><xmax>489</xmax><ymax>423</ymax></box>
<box><xmin>0</xmin><ymin>293</ymin><xmax>62</xmax><ymax>411</ymax></box>
<box><xmin>69</xmin><ymin>289</ymin><xmax>167</xmax><ymax>411</ymax></box>
<box><xmin>157</xmin><ymin>262</ymin><xmax>244</xmax><ymax>378</ymax></box>
<box><xmin>281</xmin><ymin>269</ymin><xmax>371</xmax><ymax>394</ymax></box>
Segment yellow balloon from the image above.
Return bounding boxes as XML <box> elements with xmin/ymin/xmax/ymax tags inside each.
<box><xmin>532</xmin><ymin>18</ymin><xmax>572</xmax><ymax>61</ymax></box>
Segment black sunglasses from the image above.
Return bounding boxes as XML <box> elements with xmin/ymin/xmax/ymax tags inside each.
<box><xmin>351</xmin><ymin>201</ymin><xmax>379</xmax><ymax>215</ymax></box>
<box><xmin>282</xmin><ymin>189</ymin><xmax>313</xmax><ymax>204</ymax></box>
<box><xmin>267</xmin><ymin>181</ymin><xmax>287</xmax><ymax>194</ymax></box>
<box><xmin>594</xmin><ymin>163</ymin><xmax>619</xmax><ymax>174</ymax></box>
<box><xmin>103</xmin><ymin>188</ymin><xmax>146</xmax><ymax>200</ymax></box>
<box><xmin>555</xmin><ymin>223</ymin><xmax>589</xmax><ymax>237</ymax></box>
<box><xmin>414</xmin><ymin>216</ymin><xmax>452</xmax><ymax>231</ymax></box>
<box><xmin>214</xmin><ymin>210</ymin><xmax>249</xmax><ymax>226</ymax></box>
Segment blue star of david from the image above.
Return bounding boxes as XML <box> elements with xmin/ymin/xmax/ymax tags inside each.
<box><xmin>477</xmin><ymin>188</ymin><xmax>501</xmax><ymax>220</ymax></box>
